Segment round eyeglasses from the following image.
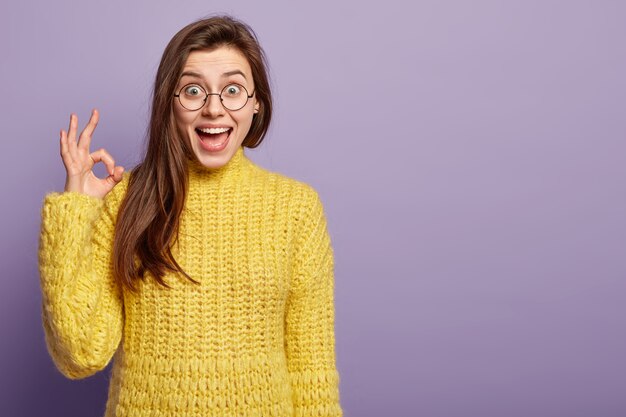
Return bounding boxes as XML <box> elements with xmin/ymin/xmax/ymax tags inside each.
<box><xmin>174</xmin><ymin>83</ymin><xmax>255</xmax><ymax>111</ymax></box>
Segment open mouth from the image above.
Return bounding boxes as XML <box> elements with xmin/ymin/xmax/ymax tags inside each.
<box><xmin>195</xmin><ymin>127</ymin><xmax>232</xmax><ymax>151</ymax></box>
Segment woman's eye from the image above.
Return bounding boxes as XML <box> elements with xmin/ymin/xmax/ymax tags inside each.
<box><xmin>184</xmin><ymin>86</ymin><xmax>203</xmax><ymax>96</ymax></box>
<box><xmin>224</xmin><ymin>84</ymin><xmax>241</xmax><ymax>96</ymax></box>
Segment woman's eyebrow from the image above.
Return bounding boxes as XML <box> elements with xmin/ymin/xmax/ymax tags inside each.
<box><xmin>223</xmin><ymin>70</ymin><xmax>247</xmax><ymax>79</ymax></box>
<box><xmin>180</xmin><ymin>70</ymin><xmax>247</xmax><ymax>80</ymax></box>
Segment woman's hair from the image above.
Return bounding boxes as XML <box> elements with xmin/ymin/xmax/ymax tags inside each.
<box><xmin>112</xmin><ymin>14</ymin><xmax>273</xmax><ymax>293</ymax></box>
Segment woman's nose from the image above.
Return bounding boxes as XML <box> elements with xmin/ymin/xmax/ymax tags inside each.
<box><xmin>201</xmin><ymin>93</ymin><xmax>225</xmax><ymax>117</ymax></box>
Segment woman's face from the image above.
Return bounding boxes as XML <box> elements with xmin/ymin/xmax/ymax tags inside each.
<box><xmin>173</xmin><ymin>46</ymin><xmax>260</xmax><ymax>169</ymax></box>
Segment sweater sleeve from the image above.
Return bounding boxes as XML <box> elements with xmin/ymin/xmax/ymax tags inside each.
<box><xmin>38</xmin><ymin>176</ymin><xmax>128</xmax><ymax>380</ymax></box>
<box><xmin>285</xmin><ymin>186</ymin><xmax>343</xmax><ymax>417</ymax></box>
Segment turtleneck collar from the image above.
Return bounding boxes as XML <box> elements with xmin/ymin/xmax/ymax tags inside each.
<box><xmin>186</xmin><ymin>146</ymin><xmax>252</xmax><ymax>182</ymax></box>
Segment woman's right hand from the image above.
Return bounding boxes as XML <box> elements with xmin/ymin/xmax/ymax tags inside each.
<box><xmin>60</xmin><ymin>109</ymin><xmax>125</xmax><ymax>199</ymax></box>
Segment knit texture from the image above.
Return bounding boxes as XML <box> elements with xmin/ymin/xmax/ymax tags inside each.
<box><xmin>38</xmin><ymin>146</ymin><xmax>342</xmax><ymax>417</ymax></box>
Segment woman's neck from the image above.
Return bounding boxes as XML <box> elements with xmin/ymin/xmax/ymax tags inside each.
<box><xmin>186</xmin><ymin>146</ymin><xmax>251</xmax><ymax>183</ymax></box>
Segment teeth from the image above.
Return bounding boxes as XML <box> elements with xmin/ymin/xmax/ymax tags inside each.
<box><xmin>197</xmin><ymin>127</ymin><xmax>230</xmax><ymax>134</ymax></box>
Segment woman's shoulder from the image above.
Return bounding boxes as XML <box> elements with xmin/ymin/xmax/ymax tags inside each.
<box><xmin>253</xmin><ymin>165</ymin><xmax>321</xmax><ymax>203</ymax></box>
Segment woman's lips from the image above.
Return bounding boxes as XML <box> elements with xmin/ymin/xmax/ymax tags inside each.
<box><xmin>195</xmin><ymin>128</ymin><xmax>231</xmax><ymax>152</ymax></box>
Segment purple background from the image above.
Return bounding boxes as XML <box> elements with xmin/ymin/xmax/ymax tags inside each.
<box><xmin>2</xmin><ymin>1</ymin><xmax>625</xmax><ymax>416</ymax></box>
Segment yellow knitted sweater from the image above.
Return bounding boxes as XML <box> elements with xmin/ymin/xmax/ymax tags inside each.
<box><xmin>38</xmin><ymin>146</ymin><xmax>342</xmax><ymax>417</ymax></box>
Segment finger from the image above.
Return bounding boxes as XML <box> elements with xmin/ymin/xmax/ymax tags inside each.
<box><xmin>67</xmin><ymin>113</ymin><xmax>78</xmax><ymax>145</ymax></box>
<box><xmin>78</xmin><ymin>108</ymin><xmax>99</xmax><ymax>151</ymax></box>
<box><xmin>60</xmin><ymin>129</ymin><xmax>69</xmax><ymax>158</ymax></box>
<box><xmin>89</xmin><ymin>148</ymin><xmax>116</xmax><ymax>176</ymax></box>
<box><xmin>66</xmin><ymin>113</ymin><xmax>79</xmax><ymax>159</ymax></box>
<box><xmin>103</xmin><ymin>165</ymin><xmax>124</xmax><ymax>189</ymax></box>
<box><xmin>111</xmin><ymin>165</ymin><xmax>125</xmax><ymax>183</ymax></box>
<box><xmin>60</xmin><ymin>128</ymin><xmax>78</xmax><ymax>164</ymax></box>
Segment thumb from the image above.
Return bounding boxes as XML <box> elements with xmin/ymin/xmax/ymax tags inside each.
<box><xmin>105</xmin><ymin>166</ymin><xmax>125</xmax><ymax>187</ymax></box>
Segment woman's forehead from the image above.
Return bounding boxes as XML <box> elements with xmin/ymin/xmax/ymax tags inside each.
<box><xmin>182</xmin><ymin>47</ymin><xmax>252</xmax><ymax>79</ymax></box>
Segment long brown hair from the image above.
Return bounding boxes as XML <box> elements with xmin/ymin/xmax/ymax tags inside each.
<box><xmin>113</xmin><ymin>14</ymin><xmax>273</xmax><ymax>293</ymax></box>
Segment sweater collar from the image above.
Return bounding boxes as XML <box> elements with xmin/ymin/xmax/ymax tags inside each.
<box><xmin>187</xmin><ymin>146</ymin><xmax>252</xmax><ymax>182</ymax></box>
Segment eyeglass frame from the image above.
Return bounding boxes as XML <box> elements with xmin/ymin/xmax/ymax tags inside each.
<box><xmin>173</xmin><ymin>82</ymin><xmax>256</xmax><ymax>111</ymax></box>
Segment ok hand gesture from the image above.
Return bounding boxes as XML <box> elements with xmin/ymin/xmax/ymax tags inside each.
<box><xmin>60</xmin><ymin>109</ymin><xmax>125</xmax><ymax>199</ymax></box>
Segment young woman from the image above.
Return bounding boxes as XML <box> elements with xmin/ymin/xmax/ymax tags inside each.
<box><xmin>39</xmin><ymin>15</ymin><xmax>342</xmax><ymax>417</ymax></box>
